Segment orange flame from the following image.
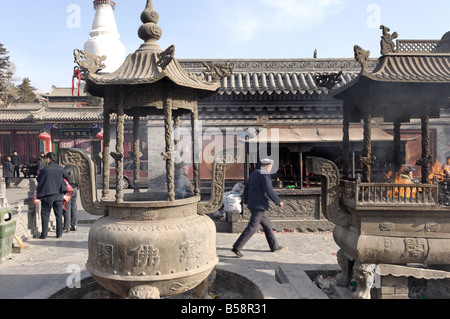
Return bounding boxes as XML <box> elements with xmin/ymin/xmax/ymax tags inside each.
<box><xmin>428</xmin><ymin>160</ymin><xmax>449</xmax><ymax>183</ymax></box>
<box><xmin>386</xmin><ymin>171</ymin><xmax>416</xmax><ymax>198</ymax></box>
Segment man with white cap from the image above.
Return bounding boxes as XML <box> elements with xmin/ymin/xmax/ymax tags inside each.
<box><xmin>232</xmin><ymin>158</ymin><xmax>284</xmax><ymax>258</ymax></box>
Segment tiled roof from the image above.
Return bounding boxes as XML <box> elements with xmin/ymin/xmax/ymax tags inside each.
<box><xmin>214</xmin><ymin>72</ymin><xmax>357</xmax><ymax>96</ymax></box>
<box><xmin>34</xmin><ymin>107</ymin><xmax>103</xmax><ymax>122</ymax></box>
<box><xmin>0</xmin><ymin>105</ymin><xmax>103</xmax><ymax>123</ymax></box>
<box><xmin>369</xmin><ymin>54</ymin><xmax>450</xmax><ymax>83</ymax></box>
<box><xmin>42</xmin><ymin>86</ymin><xmax>88</xmax><ymax>97</ymax></box>
<box><xmin>179</xmin><ymin>59</ymin><xmax>372</xmax><ymax>96</ymax></box>
<box><xmin>1</xmin><ymin>58</ymin><xmax>372</xmax><ymax>123</ymax></box>
<box><xmin>86</xmin><ymin>51</ymin><xmax>220</xmax><ymax>98</ymax></box>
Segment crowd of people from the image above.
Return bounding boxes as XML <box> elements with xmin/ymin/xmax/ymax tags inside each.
<box><xmin>2</xmin><ymin>151</ymin><xmax>47</xmax><ymax>188</ymax></box>
<box><xmin>2</xmin><ymin>151</ymin><xmax>78</xmax><ymax>240</ymax></box>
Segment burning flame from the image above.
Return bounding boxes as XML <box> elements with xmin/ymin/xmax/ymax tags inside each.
<box><xmin>428</xmin><ymin>160</ymin><xmax>450</xmax><ymax>183</ymax></box>
<box><xmin>386</xmin><ymin>170</ymin><xmax>417</xmax><ymax>199</ymax></box>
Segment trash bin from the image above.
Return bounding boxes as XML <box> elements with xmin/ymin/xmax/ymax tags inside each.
<box><xmin>0</xmin><ymin>208</ymin><xmax>16</xmax><ymax>261</ymax></box>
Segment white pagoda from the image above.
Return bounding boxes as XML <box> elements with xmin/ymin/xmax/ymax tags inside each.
<box><xmin>84</xmin><ymin>0</ymin><xmax>126</xmax><ymax>73</ymax></box>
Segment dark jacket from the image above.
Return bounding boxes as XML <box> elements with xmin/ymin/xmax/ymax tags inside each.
<box><xmin>2</xmin><ymin>161</ymin><xmax>14</xmax><ymax>178</ymax></box>
<box><xmin>11</xmin><ymin>155</ymin><xmax>20</xmax><ymax>166</ymax></box>
<box><xmin>36</xmin><ymin>162</ymin><xmax>70</xmax><ymax>199</ymax></box>
<box><xmin>243</xmin><ymin>169</ymin><xmax>282</xmax><ymax>212</ymax></box>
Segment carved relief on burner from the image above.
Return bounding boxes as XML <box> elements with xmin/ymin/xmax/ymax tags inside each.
<box><xmin>404</xmin><ymin>238</ymin><xmax>427</xmax><ymax>258</ymax></box>
<box><xmin>128</xmin><ymin>245</ymin><xmax>161</xmax><ymax>268</ymax></box>
<box><xmin>97</xmin><ymin>243</ymin><xmax>114</xmax><ymax>267</ymax></box>
<box><xmin>379</xmin><ymin>222</ymin><xmax>395</xmax><ymax>232</ymax></box>
<box><xmin>383</xmin><ymin>237</ymin><xmax>393</xmax><ymax>253</ymax></box>
<box><xmin>98</xmin><ymin>220</ymin><xmax>195</xmax><ymax>232</ymax></box>
<box><xmin>179</xmin><ymin>240</ymin><xmax>201</xmax><ymax>263</ymax></box>
<box><xmin>425</xmin><ymin>223</ymin><xmax>440</xmax><ymax>233</ymax></box>
<box><xmin>243</xmin><ymin>197</ymin><xmax>319</xmax><ymax>220</ymax></box>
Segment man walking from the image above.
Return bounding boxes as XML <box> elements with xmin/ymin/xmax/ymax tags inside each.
<box><xmin>232</xmin><ymin>158</ymin><xmax>284</xmax><ymax>258</ymax></box>
<box><xmin>2</xmin><ymin>157</ymin><xmax>15</xmax><ymax>188</ymax></box>
<box><xmin>36</xmin><ymin>152</ymin><xmax>69</xmax><ymax>239</ymax></box>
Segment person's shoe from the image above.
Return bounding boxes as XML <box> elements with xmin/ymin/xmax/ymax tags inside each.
<box><xmin>70</xmin><ymin>226</ymin><xmax>77</xmax><ymax>231</ymax></box>
<box><xmin>39</xmin><ymin>235</ymin><xmax>46</xmax><ymax>239</ymax></box>
<box><xmin>272</xmin><ymin>246</ymin><xmax>285</xmax><ymax>253</ymax></box>
<box><xmin>56</xmin><ymin>234</ymin><xmax>62</xmax><ymax>239</ymax></box>
<box><xmin>231</xmin><ymin>248</ymin><xmax>244</xmax><ymax>258</ymax></box>
<box><xmin>63</xmin><ymin>228</ymin><xmax>69</xmax><ymax>233</ymax></box>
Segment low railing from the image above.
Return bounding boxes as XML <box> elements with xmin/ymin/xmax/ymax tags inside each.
<box><xmin>340</xmin><ymin>180</ymin><xmax>439</xmax><ymax>207</ymax></box>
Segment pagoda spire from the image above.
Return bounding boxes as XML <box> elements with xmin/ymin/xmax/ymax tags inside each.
<box><xmin>84</xmin><ymin>0</ymin><xmax>126</xmax><ymax>73</ymax></box>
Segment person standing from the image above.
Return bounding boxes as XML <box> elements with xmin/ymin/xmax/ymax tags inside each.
<box><xmin>2</xmin><ymin>157</ymin><xmax>15</xmax><ymax>188</ymax></box>
<box><xmin>11</xmin><ymin>151</ymin><xmax>20</xmax><ymax>178</ymax></box>
<box><xmin>232</xmin><ymin>158</ymin><xmax>284</xmax><ymax>258</ymax></box>
<box><xmin>36</xmin><ymin>152</ymin><xmax>69</xmax><ymax>239</ymax></box>
<box><xmin>399</xmin><ymin>164</ymin><xmax>415</xmax><ymax>183</ymax></box>
<box><xmin>39</xmin><ymin>152</ymin><xmax>46</xmax><ymax>166</ymax></box>
<box><xmin>63</xmin><ymin>165</ymin><xmax>79</xmax><ymax>232</ymax></box>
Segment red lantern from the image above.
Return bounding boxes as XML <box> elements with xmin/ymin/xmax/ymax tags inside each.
<box><xmin>38</xmin><ymin>132</ymin><xmax>51</xmax><ymax>153</ymax></box>
<box><xmin>38</xmin><ymin>132</ymin><xmax>51</xmax><ymax>141</ymax></box>
<box><xmin>96</xmin><ymin>132</ymin><xmax>104</xmax><ymax>140</ymax></box>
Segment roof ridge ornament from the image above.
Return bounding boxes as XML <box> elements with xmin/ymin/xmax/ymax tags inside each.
<box><xmin>201</xmin><ymin>62</ymin><xmax>235</xmax><ymax>82</ymax></box>
<box><xmin>354</xmin><ymin>45</ymin><xmax>371</xmax><ymax>70</ymax></box>
<box><xmin>380</xmin><ymin>25</ymin><xmax>399</xmax><ymax>55</ymax></box>
<box><xmin>314</xmin><ymin>71</ymin><xmax>343</xmax><ymax>90</ymax></box>
<box><xmin>73</xmin><ymin>49</ymin><xmax>107</xmax><ymax>79</ymax></box>
<box><xmin>157</xmin><ymin>45</ymin><xmax>175</xmax><ymax>71</ymax></box>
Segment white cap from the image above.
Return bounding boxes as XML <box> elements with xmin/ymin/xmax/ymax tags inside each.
<box><xmin>260</xmin><ymin>158</ymin><xmax>274</xmax><ymax>166</ymax></box>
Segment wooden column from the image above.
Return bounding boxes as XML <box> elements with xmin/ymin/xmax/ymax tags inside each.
<box><xmin>133</xmin><ymin>115</ymin><xmax>141</xmax><ymax>194</ymax></box>
<box><xmin>361</xmin><ymin>108</ymin><xmax>374</xmax><ymax>183</ymax></box>
<box><xmin>393</xmin><ymin>118</ymin><xmax>402</xmax><ymax>174</ymax></box>
<box><xmin>191</xmin><ymin>103</ymin><xmax>201</xmax><ymax>196</ymax></box>
<box><xmin>102</xmin><ymin>112</ymin><xmax>111</xmax><ymax>200</ymax></box>
<box><xmin>115</xmin><ymin>88</ymin><xmax>125</xmax><ymax>203</ymax></box>
<box><xmin>164</xmin><ymin>86</ymin><xmax>175</xmax><ymax>201</ymax></box>
<box><xmin>418</xmin><ymin>110</ymin><xmax>432</xmax><ymax>184</ymax></box>
<box><xmin>342</xmin><ymin>102</ymin><xmax>351</xmax><ymax>180</ymax></box>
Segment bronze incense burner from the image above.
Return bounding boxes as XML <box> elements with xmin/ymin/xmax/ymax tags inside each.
<box><xmin>61</xmin><ymin>0</ymin><xmax>234</xmax><ymax>299</ymax></box>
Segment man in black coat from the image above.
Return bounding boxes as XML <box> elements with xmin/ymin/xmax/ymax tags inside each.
<box><xmin>36</xmin><ymin>152</ymin><xmax>69</xmax><ymax>239</ymax></box>
<box><xmin>63</xmin><ymin>165</ymin><xmax>79</xmax><ymax>232</ymax></box>
<box><xmin>232</xmin><ymin>159</ymin><xmax>284</xmax><ymax>258</ymax></box>
<box><xmin>2</xmin><ymin>156</ymin><xmax>15</xmax><ymax>188</ymax></box>
<box><xmin>11</xmin><ymin>151</ymin><xmax>20</xmax><ymax>178</ymax></box>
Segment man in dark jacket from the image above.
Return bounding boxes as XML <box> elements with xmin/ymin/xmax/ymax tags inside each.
<box><xmin>36</xmin><ymin>152</ymin><xmax>69</xmax><ymax>239</ymax></box>
<box><xmin>232</xmin><ymin>159</ymin><xmax>284</xmax><ymax>258</ymax></box>
<box><xmin>2</xmin><ymin>157</ymin><xmax>15</xmax><ymax>188</ymax></box>
<box><xmin>11</xmin><ymin>151</ymin><xmax>20</xmax><ymax>177</ymax></box>
<box><xmin>63</xmin><ymin>165</ymin><xmax>79</xmax><ymax>232</ymax></box>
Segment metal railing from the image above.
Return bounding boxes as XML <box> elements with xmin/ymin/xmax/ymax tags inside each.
<box><xmin>340</xmin><ymin>180</ymin><xmax>439</xmax><ymax>206</ymax></box>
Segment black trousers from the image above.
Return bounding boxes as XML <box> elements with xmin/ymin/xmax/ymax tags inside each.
<box><xmin>4</xmin><ymin>177</ymin><xmax>11</xmax><ymax>189</ymax></box>
<box><xmin>233</xmin><ymin>210</ymin><xmax>279</xmax><ymax>252</ymax></box>
<box><xmin>14</xmin><ymin>165</ymin><xmax>20</xmax><ymax>177</ymax></box>
<box><xmin>63</xmin><ymin>187</ymin><xmax>78</xmax><ymax>229</ymax></box>
<box><xmin>41</xmin><ymin>194</ymin><xmax>63</xmax><ymax>238</ymax></box>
